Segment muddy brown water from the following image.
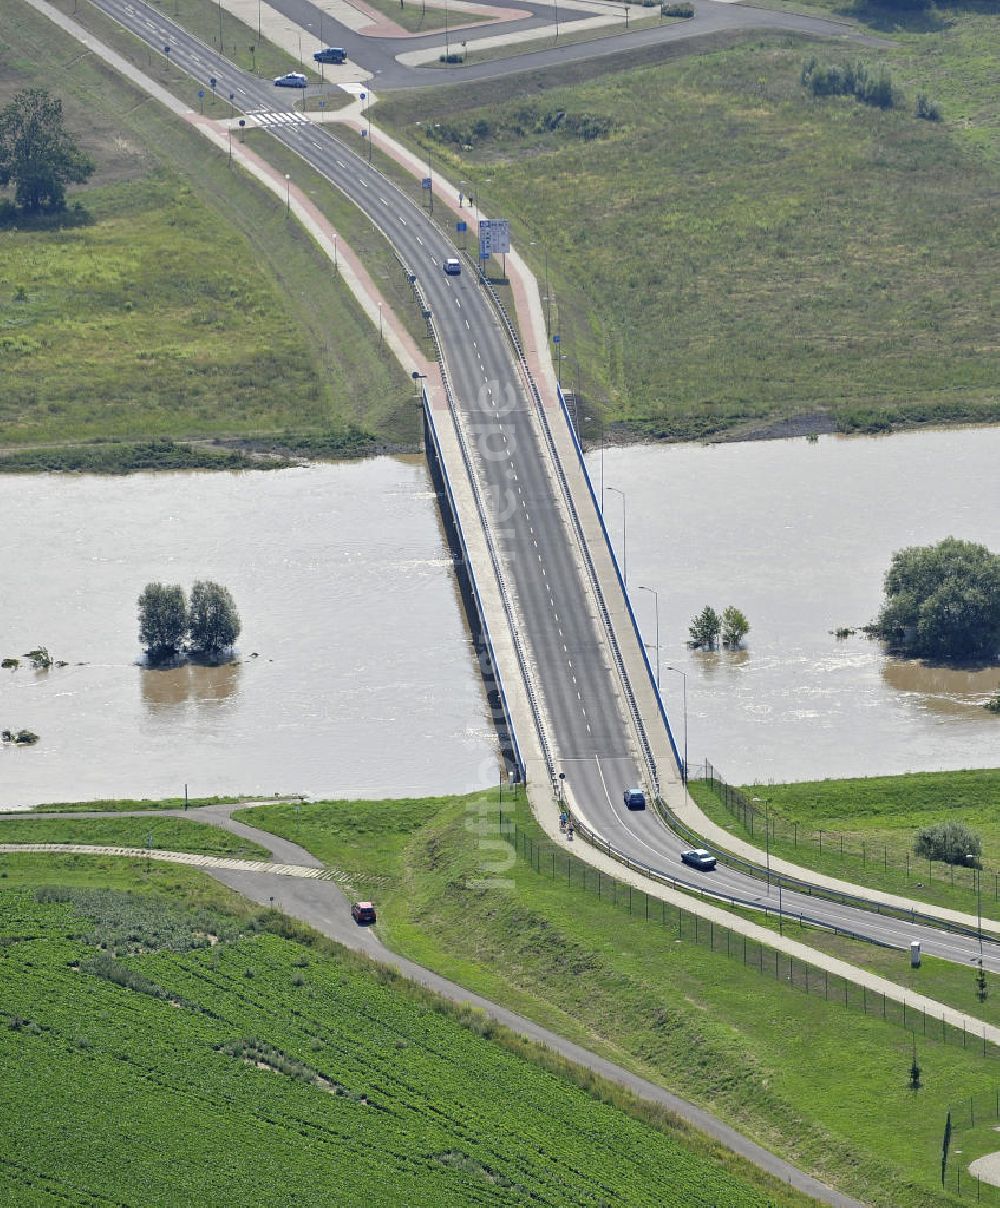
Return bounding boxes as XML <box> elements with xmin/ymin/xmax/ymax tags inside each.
<box><xmin>590</xmin><ymin>426</ymin><xmax>1000</xmax><ymax>784</ymax></box>
<box><xmin>2</xmin><ymin>427</ymin><xmax>998</xmax><ymax>807</ymax></box>
<box><xmin>0</xmin><ymin>459</ymin><xmax>497</xmax><ymax>808</ymax></box>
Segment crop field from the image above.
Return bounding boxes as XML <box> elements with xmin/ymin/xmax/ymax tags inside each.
<box><xmin>241</xmin><ymin>790</ymin><xmax>999</xmax><ymax>1206</ymax></box>
<box><xmin>376</xmin><ymin>12</ymin><xmax>1000</xmax><ymax>441</ymax></box>
<box><xmin>0</xmin><ymin>0</ymin><xmax>414</xmax><ymax>462</ymax></box>
<box><xmin>0</xmin><ymin>815</ymin><xmax>269</xmax><ymax>858</ymax></box>
<box><xmin>0</xmin><ymin>872</ymin><xmax>808</xmax><ymax>1206</ymax></box>
<box><xmin>690</xmin><ymin>768</ymin><xmax>1000</xmax><ymax>917</ymax></box>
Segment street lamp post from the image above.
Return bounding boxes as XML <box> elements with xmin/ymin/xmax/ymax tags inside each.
<box><xmin>637</xmin><ymin>586</ymin><xmax>659</xmax><ymax>694</ymax></box>
<box><xmin>606</xmin><ymin>486</ymin><xmax>626</xmax><ymax>587</ymax></box>
<box><xmin>665</xmin><ymin>665</ymin><xmax>688</xmax><ymax>785</ymax></box>
<box><xmin>333</xmin><ymin>232</ymin><xmax>338</xmax><ymax>272</ymax></box>
<box><xmin>378</xmin><ymin>302</ymin><xmax>383</xmax><ymax>349</ymax></box>
<box><xmin>584</xmin><ymin>414</ymin><xmax>604</xmax><ymax>513</ymax></box>
<box><xmin>284</xmin><ymin>173</ymin><xmax>291</xmax><ymax>216</ymax></box>
<box><xmin>968</xmin><ymin>854</ymin><xmax>983</xmax><ymax>954</ymax></box>
<box><xmin>753</xmin><ymin>797</ymin><xmax>771</xmax><ymax>888</ymax></box>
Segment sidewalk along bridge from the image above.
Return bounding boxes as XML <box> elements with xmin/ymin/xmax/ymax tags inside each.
<box><xmin>61</xmin><ymin>0</ymin><xmax>1000</xmax><ymax>970</ymax></box>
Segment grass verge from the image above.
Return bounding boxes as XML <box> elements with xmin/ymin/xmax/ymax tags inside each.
<box><xmin>690</xmin><ymin>769</ymin><xmax>1000</xmax><ymax>919</ymax></box>
<box><xmin>240</xmin><ymin>789</ymin><xmax>997</xmax><ymax>1206</ymax></box>
<box><xmin>0</xmin><ymin>0</ymin><xmax>415</xmax><ymax>458</ymax></box>
<box><xmin>375</xmin><ymin>16</ymin><xmax>1000</xmax><ymax>441</ymax></box>
<box><xmin>0</xmin><ymin>815</ymin><xmax>270</xmax><ymax>858</ymax></box>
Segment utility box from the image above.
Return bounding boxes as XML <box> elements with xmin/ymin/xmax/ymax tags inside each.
<box><xmin>910</xmin><ymin>941</ymin><xmax>921</xmax><ymax>968</ymax></box>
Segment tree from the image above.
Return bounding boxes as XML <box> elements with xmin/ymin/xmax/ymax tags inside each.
<box><xmin>688</xmin><ymin>605</ymin><xmax>721</xmax><ymax>650</ymax></box>
<box><xmin>909</xmin><ymin>1039</ymin><xmax>921</xmax><ymax>1091</ymax></box>
<box><xmin>721</xmin><ymin>606</ymin><xmax>750</xmax><ymax>649</ymax></box>
<box><xmin>976</xmin><ymin>959</ymin><xmax>988</xmax><ymax>1004</ymax></box>
<box><xmin>138</xmin><ymin>583</ymin><xmax>187</xmax><ymax>662</ymax></box>
<box><xmin>875</xmin><ymin>537</ymin><xmax>1000</xmax><ymax>663</ymax></box>
<box><xmin>188</xmin><ymin>580</ymin><xmax>241</xmax><ymax>660</ymax></box>
<box><xmin>0</xmin><ymin>89</ymin><xmax>94</xmax><ymax>213</ymax></box>
<box><xmin>913</xmin><ymin>820</ymin><xmax>982</xmax><ymax>867</ymax></box>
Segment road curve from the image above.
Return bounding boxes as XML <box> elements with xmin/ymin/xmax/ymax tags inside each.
<box><xmin>0</xmin><ymin>803</ymin><xmax>863</xmax><ymax>1207</ymax></box>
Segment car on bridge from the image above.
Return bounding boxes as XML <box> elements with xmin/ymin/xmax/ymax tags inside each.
<box><xmin>274</xmin><ymin>72</ymin><xmax>308</xmax><ymax>89</ymax></box>
<box><xmin>623</xmin><ymin>788</ymin><xmax>646</xmax><ymax>810</ymax></box>
<box><xmin>314</xmin><ymin>47</ymin><xmax>348</xmax><ymax>64</ymax></box>
<box><xmin>681</xmin><ymin>848</ymin><xmax>717</xmax><ymax>872</ymax></box>
<box><xmin>443</xmin><ymin>258</ymin><xmax>462</xmax><ymax>276</ymax></box>
<box><xmin>351</xmin><ymin>901</ymin><xmax>377</xmax><ymax>924</ymax></box>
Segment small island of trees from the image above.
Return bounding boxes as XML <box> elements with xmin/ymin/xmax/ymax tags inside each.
<box><xmin>138</xmin><ymin>580</ymin><xmax>241</xmax><ymax>665</ymax></box>
<box><xmin>873</xmin><ymin>537</ymin><xmax>1000</xmax><ymax>664</ymax></box>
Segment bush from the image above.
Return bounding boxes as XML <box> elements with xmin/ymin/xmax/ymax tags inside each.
<box><xmin>801</xmin><ymin>57</ymin><xmax>898</xmax><ymax>110</ymax></box>
<box><xmin>913</xmin><ymin>820</ymin><xmax>982</xmax><ymax>867</ymax></box>
<box><xmin>916</xmin><ymin>94</ymin><xmax>942</xmax><ymax>121</ymax></box>
<box><xmin>438</xmin><ymin>53</ymin><xmax>463</xmax><ymax>63</ymax></box>
<box><xmin>661</xmin><ymin>2</ymin><xmax>694</xmax><ymax>13</ymax></box>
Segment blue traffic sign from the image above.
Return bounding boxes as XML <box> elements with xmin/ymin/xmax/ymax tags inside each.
<box><xmin>421</xmin><ymin>178</ymin><xmax>432</xmax><ymax>189</ymax></box>
<box><xmin>456</xmin><ymin>221</ymin><xmax>467</xmax><ymax>233</ymax></box>
<box><xmin>552</xmin><ymin>334</ymin><xmax>561</xmax><ymax>344</ymax></box>
<box><xmin>198</xmin><ymin>89</ymin><xmax>205</xmax><ymax>97</ymax></box>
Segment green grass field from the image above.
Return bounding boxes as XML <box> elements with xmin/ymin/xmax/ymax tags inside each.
<box><xmin>0</xmin><ymin>861</ymin><xmax>813</xmax><ymax>1207</ymax></box>
<box><xmin>376</xmin><ymin>12</ymin><xmax>1000</xmax><ymax>441</ymax></box>
<box><xmin>239</xmin><ymin>791</ymin><xmax>998</xmax><ymax>1206</ymax></box>
<box><xmin>0</xmin><ymin>816</ymin><xmax>269</xmax><ymax>858</ymax></box>
<box><xmin>0</xmin><ymin>0</ymin><xmax>415</xmax><ymax>464</ymax></box>
<box><xmin>691</xmin><ymin>769</ymin><xmax>1000</xmax><ymax>918</ymax></box>
<box><xmin>4</xmin><ymin>794</ymin><xmax>263</xmax><ymax>814</ymax></box>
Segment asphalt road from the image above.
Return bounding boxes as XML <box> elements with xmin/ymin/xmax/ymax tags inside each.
<box><xmin>72</xmin><ymin>0</ymin><xmax>995</xmax><ymax>975</ymax></box>
<box><xmin>255</xmin><ymin>0</ymin><xmax>887</xmax><ymax>89</ymax></box>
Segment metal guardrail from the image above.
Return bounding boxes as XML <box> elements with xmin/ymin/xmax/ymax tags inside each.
<box><xmin>410</xmin><ymin>273</ymin><xmax>552</xmax><ymax>786</ymax></box>
<box><xmin>476</xmin><ymin>272</ymin><xmax>661</xmax><ymax>799</ymax></box>
<box><xmin>553</xmin><ymin>386</ymin><xmax>684</xmax><ymax>776</ymax></box>
<box><xmin>654</xmin><ymin>793</ymin><xmax>998</xmax><ymax>946</ymax></box>
<box><xmin>568</xmin><ymin>811</ymin><xmax>905</xmax><ymax>951</ymax></box>
<box><xmin>420</xmin><ymin>385</ymin><xmax>525</xmax><ymax>784</ymax></box>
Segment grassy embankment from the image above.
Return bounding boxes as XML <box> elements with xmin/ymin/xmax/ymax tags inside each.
<box><xmin>375</xmin><ymin>10</ymin><xmax>1000</xmax><ymax>442</ymax></box>
<box><xmin>0</xmin><ymin>0</ymin><xmax>414</xmax><ymax>472</ymax></box>
<box><xmin>240</xmin><ymin>789</ymin><xmax>998</xmax><ymax>1207</ymax></box>
<box><xmin>2</xmin><ymin>794</ymin><xmax>263</xmax><ymax>813</ymax></box>
<box><xmin>0</xmin><ymin>858</ymin><xmax>814</xmax><ymax>1207</ymax></box>
<box><xmin>364</xmin><ymin>0</ymin><xmax>492</xmax><ymax>33</ymax></box>
<box><xmin>691</xmin><ymin>769</ymin><xmax>1000</xmax><ymax>919</ymax></box>
<box><xmin>0</xmin><ymin>815</ymin><xmax>269</xmax><ymax>858</ymax></box>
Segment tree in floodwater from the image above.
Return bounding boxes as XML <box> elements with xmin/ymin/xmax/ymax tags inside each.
<box><xmin>688</xmin><ymin>605</ymin><xmax>721</xmax><ymax>650</ymax></box>
<box><xmin>875</xmin><ymin>537</ymin><xmax>1000</xmax><ymax>663</ymax></box>
<box><xmin>138</xmin><ymin>584</ymin><xmax>188</xmax><ymax>663</ymax></box>
<box><xmin>721</xmin><ymin>606</ymin><xmax>750</xmax><ymax>649</ymax></box>
<box><xmin>188</xmin><ymin>580</ymin><xmax>241</xmax><ymax>660</ymax></box>
<box><xmin>0</xmin><ymin>89</ymin><xmax>94</xmax><ymax>213</ymax></box>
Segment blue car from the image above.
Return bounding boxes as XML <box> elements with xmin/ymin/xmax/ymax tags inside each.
<box><xmin>314</xmin><ymin>47</ymin><xmax>347</xmax><ymax>64</ymax></box>
<box><xmin>623</xmin><ymin>788</ymin><xmax>646</xmax><ymax>810</ymax></box>
<box><xmin>274</xmin><ymin>73</ymin><xmax>308</xmax><ymax>89</ymax></box>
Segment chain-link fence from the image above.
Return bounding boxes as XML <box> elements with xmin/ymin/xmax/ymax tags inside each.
<box><xmin>497</xmin><ymin>808</ymin><xmax>997</xmax><ymax>1063</ymax></box>
<box><xmin>699</xmin><ymin>761</ymin><xmax>997</xmax><ymax>905</ymax></box>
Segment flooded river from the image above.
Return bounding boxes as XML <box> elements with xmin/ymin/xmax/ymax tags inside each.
<box><xmin>2</xmin><ymin>427</ymin><xmax>997</xmax><ymax>806</ymax></box>
<box><xmin>591</xmin><ymin>426</ymin><xmax>1000</xmax><ymax>784</ymax></box>
<box><xmin>0</xmin><ymin>461</ymin><xmax>497</xmax><ymax>808</ymax></box>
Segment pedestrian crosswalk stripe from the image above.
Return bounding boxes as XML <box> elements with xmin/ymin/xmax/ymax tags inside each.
<box><xmin>247</xmin><ymin>109</ymin><xmax>309</xmax><ymax>127</ymax></box>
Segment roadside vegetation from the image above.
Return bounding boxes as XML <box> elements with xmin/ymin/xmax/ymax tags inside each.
<box><xmin>0</xmin><ymin>815</ymin><xmax>269</xmax><ymax>858</ymax></box>
<box><xmin>692</xmin><ymin>768</ymin><xmax>1000</xmax><ymax>918</ymax></box>
<box><xmin>0</xmin><ymin>0</ymin><xmax>414</xmax><ymax>467</ymax></box>
<box><xmin>240</xmin><ymin>789</ymin><xmax>996</xmax><ymax>1206</ymax></box>
<box><xmin>0</xmin><ymin>860</ymin><xmax>813</xmax><ymax>1207</ymax></box>
<box><xmin>376</xmin><ymin>12</ymin><xmax>1000</xmax><ymax>442</ymax></box>
<box><xmin>0</xmin><ymin>794</ymin><xmax>261</xmax><ymax>814</ymax></box>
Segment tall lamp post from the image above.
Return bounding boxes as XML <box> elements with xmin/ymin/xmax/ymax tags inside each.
<box><xmin>753</xmin><ymin>797</ymin><xmax>771</xmax><ymax>888</ymax></box>
<box><xmin>284</xmin><ymin>173</ymin><xmax>291</xmax><ymax>216</ymax></box>
<box><xmin>665</xmin><ymin>665</ymin><xmax>688</xmax><ymax>785</ymax></box>
<box><xmin>606</xmin><ymin>486</ymin><xmax>626</xmax><ymax>587</ymax></box>
<box><xmin>968</xmin><ymin>854</ymin><xmax>983</xmax><ymax>955</ymax></box>
<box><xmin>584</xmin><ymin>413</ymin><xmax>604</xmax><ymax>513</ymax></box>
<box><xmin>637</xmin><ymin>586</ymin><xmax>659</xmax><ymax>694</ymax></box>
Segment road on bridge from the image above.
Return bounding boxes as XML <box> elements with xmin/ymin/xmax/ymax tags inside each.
<box><xmin>60</xmin><ymin>0</ymin><xmax>995</xmax><ymax>978</ymax></box>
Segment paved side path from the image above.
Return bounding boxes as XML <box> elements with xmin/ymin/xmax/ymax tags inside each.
<box><xmin>0</xmin><ymin>809</ymin><xmax>860</xmax><ymax>1207</ymax></box>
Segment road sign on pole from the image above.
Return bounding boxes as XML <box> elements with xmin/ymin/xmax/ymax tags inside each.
<box><xmin>478</xmin><ymin>218</ymin><xmax>510</xmax><ymax>261</ymax></box>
